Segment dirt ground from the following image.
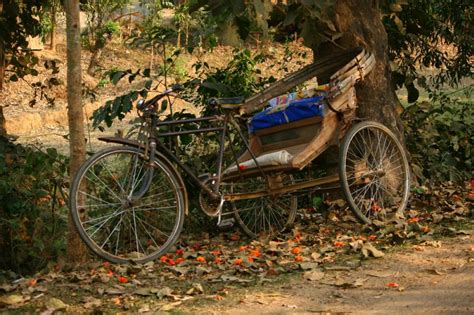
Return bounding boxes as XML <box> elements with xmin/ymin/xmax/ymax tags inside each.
<box><xmin>183</xmin><ymin>234</ymin><xmax>473</xmax><ymax>315</ymax></box>
<box><xmin>1</xmin><ymin>218</ymin><xmax>472</xmax><ymax>314</ymax></box>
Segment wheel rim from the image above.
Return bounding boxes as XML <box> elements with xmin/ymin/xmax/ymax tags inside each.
<box><xmin>230</xmin><ymin>174</ymin><xmax>297</xmax><ymax>238</ymax></box>
<box><xmin>342</xmin><ymin>125</ymin><xmax>409</xmax><ymax>222</ymax></box>
<box><xmin>73</xmin><ymin>149</ymin><xmax>182</xmax><ymax>262</ymax></box>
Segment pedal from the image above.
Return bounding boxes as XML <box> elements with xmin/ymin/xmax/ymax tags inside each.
<box><xmin>217</xmin><ymin>217</ymin><xmax>235</xmax><ymax>228</ymax></box>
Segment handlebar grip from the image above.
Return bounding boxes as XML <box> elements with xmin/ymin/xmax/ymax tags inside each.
<box><xmin>208</xmin><ymin>98</ymin><xmax>219</xmax><ymax>107</ymax></box>
<box><xmin>171</xmin><ymin>84</ymin><xmax>184</xmax><ymax>92</ymax></box>
<box><xmin>137</xmin><ymin>85</ymin><xmax>184</xmax><ymax>112</ymax></box>
<box><xmin>136</xmin><ymin>99</ymin><xmax>147</xmax><ymax>111</ymax></box>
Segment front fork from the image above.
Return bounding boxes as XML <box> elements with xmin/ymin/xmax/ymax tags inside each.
<box><xmin>131</xmin><ymin>117</ymin><xmax>158</xmax><ymax>200</ymax></box>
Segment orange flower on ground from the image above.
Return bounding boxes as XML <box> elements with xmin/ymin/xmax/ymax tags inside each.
<box><xmin>160</xmin><ymin>255</ymin><xmax>168</xmax><ymax>262</ymax></box>
<box><xmin>371</xmin><ymin>203</ymin><xmax>381</xmax><ymax>212</ymax></box>
<box><xmin>250</xmin><ymin>249</ymin><xmax>261</xmax><ymax>257</ymax></box>
<box><xmin>117</xmin><ymin>276</ymin><xmax>128</xmax><ymax>283</ymax></box>
<box><xmin>196</xmin><ymin>256</ymin><xmax>206</xmax><ymax>263</ymax></box>
<box><xmin>407</xmin><ymin>217</ymin><xmax>419</xmax><ymax>223</ymax></box>
<box><xmin>421</xmin><ymin>226</ymin><xmax>430</xmax><ymax>233</ymax></box>
<box><xmin>334</xmin><ymin>241</ymin><xmax>345</xmax><ymax>248</ymax></box>
<box><xmin>291</xmin><ymin>247</ymin><xmax>301</xmax><ymax>254</ymax></box>
<box><xmin>107</xmin><ymin>269</ymin><xmax>114</xmax><ymax>277</ymax></box>
<box><xmin>167</xmin><ymin>259</ymin><xmax>176</xmax><ymax>266</ymax></box>
<box><xmin>234</xmin><ymin>258</ymin><xmax>243</xmax><ymax>266</ymax></box>
<box><xmin>386</xmin><ymin>282</ymin><xmax>399</xmax><ymax>288</ymax></box>
<box><xmin>294</xmin><ymin>233</ymin><xmax>302</xmax><ymax>242</ymax></box>
<box><xmin>211</xmin><ymin>250</ymin><xmax>221</xmax><ymax>256</ymax></box>
<box><xmin>295</xmin><ymin>255</ymin><xmax>304</xmax><ymax>262</ymax></box>
<box><xmin>368</xmin><ymin>235</ymin><xmax>377</xmax><ymax>241</ymax></box>
<box><xmin>28</xmin><ymin>279</ymin><xmax>37</xmax><ymax>286</ymax></box>
<box><xmin>176</xmin><ymin>249</ymin><xmax>184</xmax><ymax>256</ymax></box>
<box><xmin>239</xmin><ymin>245</ymin><xmax>248</xmax><ymax>252</ymax></box>
<box><xmin>247</xmin><ymin>256</ymin><xmax>254</xmax><ymax>263</ymax></box>
<box><xmin>214</xmin><ymin>257</ymin><xmax>222</xmax><ymax>264</ymax></box>
<box><xmin>176</xmin><ymin>257</ymin><xmax>185</xmax><ymax>264</ymax></box>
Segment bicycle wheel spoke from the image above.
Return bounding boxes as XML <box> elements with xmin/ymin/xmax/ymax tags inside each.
<box><xmin>229</xmin><ymin>174</ymin><xmax>297</xmax><ymax>238</ymax></box>
<box><xmin>100</xmin><ymin>212</ymin><xmax>125</xmax><ymax>250</ymax></box>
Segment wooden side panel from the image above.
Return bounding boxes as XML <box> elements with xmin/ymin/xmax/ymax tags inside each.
<box><xmin>291</xmin><ymin>111</ymin><xmax>340</xmax><ymax>169</ymax></box>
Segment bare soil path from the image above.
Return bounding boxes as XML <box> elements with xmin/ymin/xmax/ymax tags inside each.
<box><xmin>184</xmin><ymin>234</ymin><xmax>473</xmax><ymax>315</ymax></box>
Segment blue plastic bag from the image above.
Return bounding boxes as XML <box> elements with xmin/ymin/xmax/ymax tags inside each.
<box><xmin>249</xmin><ymin>96</ymin><xmax>325</xmax><ymax>133</ymax></box>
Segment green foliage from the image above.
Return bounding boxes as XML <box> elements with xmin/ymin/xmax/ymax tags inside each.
<box><xmin>187</xmin><ymin>48</ymin><xmax>275</xmax><ymax>115</ymax></box>
<box><xmin>384</xmin><ymin>0</ymin><xmax>473</xmax><ymax>100</ymax></box>
<box><xmin>403</xmin><ymin>87</ymin><xmax>473</xmax><ymax>183</ymax></box>
<box><xmin>82</xmin><ymin>0</ymin><xmax>130</xmax><ymax>50</ymax></box>
<box><xmin>92</xmin><ymin>68</ymin><xmax>152</xmax><ymax>128</ymax></box>
<box><xmin>0</xmin><ymin>139</ymin><xmax>69</xmax><ymax>274</ymax></box>
<box><xmin>0</xmin><ymin>0</ymin><xmax>44</xmax><ymax>82</ymax></box>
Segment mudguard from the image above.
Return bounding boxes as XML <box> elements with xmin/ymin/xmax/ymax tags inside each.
<box><xmin>98</xmin><ymin>137</ymin><xmax>189</xmax><ymax>215</ymax></box>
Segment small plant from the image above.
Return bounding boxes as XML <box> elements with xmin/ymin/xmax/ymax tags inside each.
<box><xmin>0</xmin><ymin>139</ymin><xmax>69</xmax><ymax>274</ymax></box>
<box><xmin>402</xmin><ymin>87</ymin><xmax>473</xmax><ymax>183</ymax></box>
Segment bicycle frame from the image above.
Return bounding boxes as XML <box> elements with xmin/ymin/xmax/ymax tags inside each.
<box><xmin>147</xmin><ymin>110</ymin><xmax>257</xmax><ymax>202</ymax></box>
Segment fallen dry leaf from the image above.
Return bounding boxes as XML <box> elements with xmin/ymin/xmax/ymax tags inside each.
<box><xmin>45</xmin><ymin>297</ymin><xmax>68</xmax><ymax>311</ymax></box>
<box><xmin>0</xmin><ymin>294</ymin><xmax>26</xmax><ymax>306</ymax></box>
<box><xmin>160</xmin><ymin>301</ymin><xmax>182</xmax><ymax>311</ymax></box>
<box><xmin>362</xmin><ymin>243</ymin><xmax>385</xmax><ymax>258</ymax></box>
<box><xmin>303</xmin><ymin>270</ymin><xmax>325</xmax><ymax>281</ymax></box>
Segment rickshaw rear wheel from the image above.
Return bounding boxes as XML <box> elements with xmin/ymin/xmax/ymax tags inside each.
<box><xmin>339</xmin><ymin>121</ymin><xmax>410</xmax><ymax>224</ymax></box>
<box><xmin>229</xmin><ymin>174</ymin><xmax>298</xmax><ymax>239</ymax></box>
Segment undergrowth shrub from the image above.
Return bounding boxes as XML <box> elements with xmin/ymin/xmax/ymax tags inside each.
<box><xmin>402</xmin><ymin>89</ymin><xmax>473</xmax><ymax>183</ymax></box>
<box><xmin>0</xmin><ymin>138</ymin><xmax>68</xmax><ymax>274</ymax></box>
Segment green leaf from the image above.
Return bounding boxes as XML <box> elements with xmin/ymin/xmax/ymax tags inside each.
<box><xmin>312</xmin><ymin>196</ymin><xmax>323</xmax><ymax>208</ymax></box>
<box><xmin>406</xmin><ymin>83</ymin><xmax>419</xmax><ymax>103</ymax></box>
<box><xmin>111</xmin><ymin>71</ymin><xmax>125</xmax><ymax>85</ymax></box>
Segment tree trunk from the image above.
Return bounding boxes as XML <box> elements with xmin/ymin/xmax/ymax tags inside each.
<box><xmin>0</xmin><ymin>106</ymin><xmax>6</xmax><ymax>137</ymax></box>
<box><xmin>314</xmin><ymin>0</ymin><xmax>403</xmax><ymax>136</ymax></box>
<box><xmin>177</xmin><ymin>28</ymin><xmax>181</xmax><ymax>49</ymax></box>
<box><xmin>65</xmin><ymin>0</ymin><xmax>88</xmax><ymax>264</ymax></box>
<box><xmin>0</xmin><ymin>0</ymin><xmax>5</xmax><ymax>91</ymax></box>
<box><xmin>87</xmin><ymin>46</ymin><xmax>103</xmax><ymax>76</ymax></box>
<box><xmin>49</xmin><ymin>5</ymin><xmax>56</xmax><ymax>51</ymax></box>
<box><xmin>0</xmin><ymin>0</ymin><xmax>5</xmax><ymax>137</ymax></box>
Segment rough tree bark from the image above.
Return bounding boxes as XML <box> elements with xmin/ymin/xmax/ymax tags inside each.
<box><xmin>315</xmin><ymin>0</ymin><xmax>403</xmax><ymax>136</ymax></box>
<box><xmin>65</xmin><ymin>0</ymin><xmax>88</xmax><ymax>263</ymax></box>
<box><xmin>0</xmin><ymin>0</ymin><xmax>6</xmax><ymax>136</ymax></box>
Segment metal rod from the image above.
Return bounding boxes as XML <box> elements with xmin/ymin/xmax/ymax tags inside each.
<box><xmin>213</xmin><ymin>114</ymin><xmax>228</xmax><ymax>191</ymax></box>
<box><xmin>158</xmin><ymin>127</ymin><xmax>224</xmax><ymax>137</ymax></box>
<box><xmin>224</xmin><ymin>174</ymin><xmax>340</xmax><ymax>201</ymax></box>
<box><xmin>156</xmin><ymin>115</ymin><xmax>220</xmax><ymax>126</ymax></box>
<box><xmin>155</xmin><ymin>141</ymin><xmax>218</xmax><ymax>199</ymax></box>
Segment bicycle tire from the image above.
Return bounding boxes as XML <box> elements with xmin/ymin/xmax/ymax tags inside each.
<box><xmin>70</xmin><ymin>146</ymin><xmax>185</xmax><ymax>264</ymax></box>
<box><xmin>339</xmin><ymin>121</ymin><xmax>410</xmax><ymax>224</ymax></box>
<box><xmin>229</xmin><ymin>174</ymin><xmax>297</xmax><ymax>238</ymax></box>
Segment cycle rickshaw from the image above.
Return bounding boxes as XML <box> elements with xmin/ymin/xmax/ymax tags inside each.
<box><xmin>69</xmin><ymin>47</ymin><xmax>410</xmax><ymax>264</ymax></box>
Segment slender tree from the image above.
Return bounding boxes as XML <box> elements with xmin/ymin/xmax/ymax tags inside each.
<box><xmin>0</xmin><ymin>0</ymin><xmax>6</xmax><ymax>136</ymax></box>
<box><xmin>64</xmin><ymin>0</ymin><xmax>88</xmax><ymax>263</ymax></box>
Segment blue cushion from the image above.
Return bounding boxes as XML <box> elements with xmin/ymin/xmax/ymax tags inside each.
<box><xmin>249</xmin><ymin>96</ymin><xmax>325</xmax><ymax>133</ymax></box>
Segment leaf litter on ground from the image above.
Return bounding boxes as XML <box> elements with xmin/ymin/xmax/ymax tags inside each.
<box><xmin>0</xmin><ymin>183</ymin><xmax>471</xmax><ymax>312</ymax></box>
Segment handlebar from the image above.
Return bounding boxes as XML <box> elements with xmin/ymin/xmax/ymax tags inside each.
<box><xmin>137</xmin><ymin>84</ymin><xmax>183</xmax><ymax>111</ymax></box>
